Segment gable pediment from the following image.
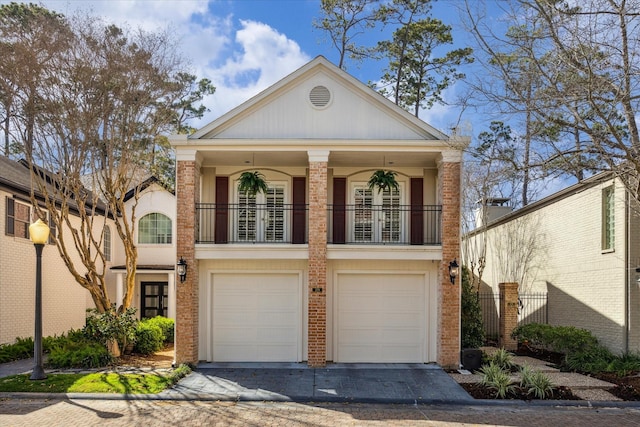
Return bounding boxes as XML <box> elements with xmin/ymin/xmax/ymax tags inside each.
<box><xmin>191</xmin><ymin>57</ymin><xmax>448</xmax><ymax>143</ymax></box>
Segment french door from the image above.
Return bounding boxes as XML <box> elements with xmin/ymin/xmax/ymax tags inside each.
<box><xmin>236</xmin><ymin>183</ymin><xmax>287</xmax><ymax>243</ymax></box>
<box><xmin>351</xmin><ymin>183</ymin><xmax>404</xmax><ymax>243</ymax></box>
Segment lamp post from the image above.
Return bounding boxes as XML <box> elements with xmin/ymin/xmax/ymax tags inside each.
<box><xmin>29</xmin><ymin>218</ymin><xmax>50</xmax><ymax>380</ymax></box>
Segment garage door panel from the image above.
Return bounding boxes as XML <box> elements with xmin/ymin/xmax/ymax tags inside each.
<box><xmin>211</xmin><ymin>273</ymin><xmax>301</xmax><ymax>362</ymax></box>
<box><xmin>336</xmin><ymin>273</ymin><xmax>426</xmax><ymax>363</ymax></box>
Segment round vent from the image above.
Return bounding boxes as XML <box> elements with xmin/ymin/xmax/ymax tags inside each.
<box><xmin>309</xmin><ymin>85</ymin><xmax>331</xmax><ymax>108</ymax></box>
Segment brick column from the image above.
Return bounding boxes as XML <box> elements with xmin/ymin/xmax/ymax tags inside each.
<box><xmin>499</xmin><ymin>282</ymin><xmax>519</xmax><ymax>351</ymax></box>
<box><xmin>438</xmin><ymin>152</ymin><xmax>462</xmax><ymax>369</ymax></box>
<box><xmin>175</xmin><ymin>158</ymin><xmax>200</xmax><ymax>365</ymax></box>
<box><xmin>307</xmin><ymin>150</ymin><xmax>329</xmax><ymax>367</ymax></box>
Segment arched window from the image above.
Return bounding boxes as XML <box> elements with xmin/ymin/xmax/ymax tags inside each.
<box><xmin>138</xmin><ymin>213</ymin><xmax>172</xmax><ymax>244</ymax></box>
<box><xmin>104</xmin><ymin>226</ymin><xmax>112</xmax><ymax>261</ymax></box>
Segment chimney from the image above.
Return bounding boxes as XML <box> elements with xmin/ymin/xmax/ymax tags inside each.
<box><xmin>474</xmin><ymin>198</ymin><xmax>512</xmax><ymax>228</ymax></box>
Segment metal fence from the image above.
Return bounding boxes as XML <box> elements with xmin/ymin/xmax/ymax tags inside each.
<box><xmin>479</xmin><ymin>292</ymin><xmax>548</xmax><ymax>340</ymax></box>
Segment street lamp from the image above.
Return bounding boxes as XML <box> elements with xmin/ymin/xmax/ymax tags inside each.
<box><xmin>29</xmin><ymin>218</ymin><xmax>49</xmax><ymax>380</ymax></box>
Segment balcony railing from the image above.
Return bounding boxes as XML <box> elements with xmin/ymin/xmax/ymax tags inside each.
<box><xmin>196</xmin><ymin>203</ymin><xmax>442</xmax><ymax>245</ymax></box>
<box><xmin>197</xmin><ymin>203</ymin><xmax>308</xmax><ymax>244</ymax></box>
<box><xmin>327</xmin><ymin>204</ymin><xmax>441</xmax><ymax>245</ymax></box>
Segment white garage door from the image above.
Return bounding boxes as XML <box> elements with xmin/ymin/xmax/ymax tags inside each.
<box><xmin>336</xmin><ymin>274</ymin><xmax>426</xmax><ymax>363</ymax></box>
<box><xmin>212</xmin><ymin>273</ymin><xmax>301</xmax><ymax>362</ymax></box>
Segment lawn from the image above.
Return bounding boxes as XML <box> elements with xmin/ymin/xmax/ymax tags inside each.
<box><xmin>0</xmin><ymin>365</ymin><xmax>190</xmax><ymax>394</ymax></box>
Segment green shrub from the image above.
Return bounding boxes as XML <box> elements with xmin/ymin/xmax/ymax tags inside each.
<box><xmin>47</xmin><ymin>341</ymin><xmax>113</xmax><ymax>368</ymax></box>
<box><xmin>134</xmin><ymin>322</ymin><xmax>164</xmax><ymax>355</ymax></box>
<box><xmin>84</xmin><ymin>307</ymin><xmax>138</xmax><ymax>351</ymax></box>
<box><xmin>487</xmin><ymin>348</ymin><xmax>515</xmax><ymax>371</ymax></box>
<box><xmin>0</xmin><ymin>337</ymin><xmax>34</xmax><ymax>363</ymax></box>
<box><xmin>511</xmin><ymin>323</ymin><xmax>600</xmax><ymax>356</ymax></box>
<box><xmin>461</xmin><ymin>266</ymin><xmax>484</xmax><ymax>349</ymax></box>
<box><xmin>520</xmin><ymin>365</ymin><xmax>555</xmax><ymax>399</ymax></box>
<box><xmin>144</xmin><ymin>316</ymin><xmax>174</xmax><ymax>343</ymax></box>
<box><xmin>479</xmin><ymin>362</ymin><xmax>515</xmax><ymax>398</ymax></box>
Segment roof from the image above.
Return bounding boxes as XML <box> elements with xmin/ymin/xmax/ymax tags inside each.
<box><xmin>0</xmin><ymin>155</ymin><xmax>34</xmax><ymax>196</ymax></box>
<box><xmin>123</xmin><ymin>176</ymin><xmax>174</xmax><ymax>202</ymax></box>
<box><xmin>472</xmin><ymin>171</ymin><xmax>616</xmax><ymax>233</ymax></box>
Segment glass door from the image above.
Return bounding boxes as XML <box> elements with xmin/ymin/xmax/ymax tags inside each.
<box><xmin>351</xmin><ymin>183</ymin><xmax>403</xmax><ymax>243</ymax></box>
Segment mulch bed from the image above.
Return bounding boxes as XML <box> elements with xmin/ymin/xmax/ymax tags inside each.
<box><xmin>460</xmin><ymin>344</ymin><xmax>640</xmax><ymax>401</ymax></box>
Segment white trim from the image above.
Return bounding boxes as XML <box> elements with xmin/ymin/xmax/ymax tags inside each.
<box><xmin>196</xmin><ymin>244</ymin><xmax>308</xmax><ymax>259</ymax></box>
<box><xmin>327</xmin><ymin>245</ymin><xmax>441</xmax><ymax>260</ymax></box>
<box><xmin>308</xmin><ymin>150</ymin><xmax>330</xmax><ymax>163</ymax></box>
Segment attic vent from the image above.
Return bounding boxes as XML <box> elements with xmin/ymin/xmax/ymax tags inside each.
<box><xmin>309</xmin><ymin>85</ymin><xmax>331</xmax><ymax>108</ymax></box>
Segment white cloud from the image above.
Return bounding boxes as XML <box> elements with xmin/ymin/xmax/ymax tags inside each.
<box><xmin>12</xmin><ymin>1</ymin><xmax>310</xmax><ymax>128</ymax></box>
<box><xmin>197</xmin><ymin>19</ymin><xmax>310</xmax><ymax>125</ymax></box>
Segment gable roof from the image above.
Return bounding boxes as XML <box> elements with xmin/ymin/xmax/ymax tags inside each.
<box><xmin>0</xmin><ymin>155</ymin><xmax>33</xmax><ymax>195</ymax></box>
<box><xmin>187</xmin><ymin>56</ymin><xmax>451</xmax><ymax>143</ymax></box>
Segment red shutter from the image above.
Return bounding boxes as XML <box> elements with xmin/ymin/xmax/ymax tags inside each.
<box><xmin>411</xmin><ymin>178</ymin><xmax>424</xmax><ymax>245</ymax></box>
<box><xmin>292</xmin><ymin>177</ymin><xmax>306</xmax><ymax>244</ymax></box>
<box><xmin>332</xmin><ymin>177</ymin><xmax>346</xmax><ymax>244</ymax></box>
<box><xmin>6</xmin><ymin>197</ymin><xmax>14</xmax><ymax>236</ymax></box>
<box><xmin>215</xmin><ymin>177</ymin><xmax>229</xmax><ymax>244</ymax></box>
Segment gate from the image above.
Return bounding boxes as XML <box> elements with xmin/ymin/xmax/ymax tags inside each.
<box><xmin>479</xmin><ymin>292</ymin><xmax>548</xmax><ymax>341</ymax></box>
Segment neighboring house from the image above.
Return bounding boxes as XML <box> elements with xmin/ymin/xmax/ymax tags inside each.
<box><xmin>0</xmin><ymin>156</ymin><xmax>177</xmax><ymax>345</ymax></box>
<box><xmin>0</xmin><ymin>155</ymin><xmax>94</xmax><ymax>344</ymax></box>
<box><xmin>109</xmin><ymin>177</ymin><xmax>177</xmax><ymax>320</ymax></box>
<box><xmin>170</xmin><ymin>56</ymin><xmax>467</xmax><ymax>368</ymax></box>
<box><xmin>467</xmin><ymin>172</ymin><xmax>640</xmax><ymax>355</ymax></box>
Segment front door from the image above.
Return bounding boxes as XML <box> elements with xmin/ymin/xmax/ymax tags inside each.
<box><xmin>141</xmin><ymin>282</ymin><xmax>168</xmax><ymax>318</ymax></box>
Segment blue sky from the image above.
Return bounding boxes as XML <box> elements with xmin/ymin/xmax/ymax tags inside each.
<box><xmin>12</xmin><ymin>0</ymin><xmax>497</xmax><ymax>135</ymax></box>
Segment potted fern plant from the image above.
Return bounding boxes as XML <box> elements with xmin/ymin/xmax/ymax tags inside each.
<box><xmin>367</xmin><ymin>170</ymin><xmax>399</xmax><ymax>193</ymax></box>
<box><xmin>238</xmin><ymin>171</ymin><xmax>269</xmax><ymax>196</ymax></box>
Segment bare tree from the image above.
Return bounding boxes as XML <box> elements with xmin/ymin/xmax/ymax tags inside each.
<box><xmin>1</xmin><ymin>8</ymin><xmax>213</xmax><ymax>315</ymax></box>
<box><xmin>464</xmin><ymin>0</ymin><xmax>640</xmax><ymax>203</ymax></box>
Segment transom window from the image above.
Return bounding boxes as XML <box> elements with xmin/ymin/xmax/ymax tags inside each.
<box><xmin>138</xmin><ymin>213</ymin><xmax>172</xmax><ymax>244</ymax></box>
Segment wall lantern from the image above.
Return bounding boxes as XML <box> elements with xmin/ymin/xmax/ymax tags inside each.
<box><xmin>177</xmin><ymin>257</ymin><xmax>187</xmax><ymax>283</ymax></box>
<box><xmin>449</xmin><ymin>258</ymin><xmax>459</xmax><ymax>285</ymax></box>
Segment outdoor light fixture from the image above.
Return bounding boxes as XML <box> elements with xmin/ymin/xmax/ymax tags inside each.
<box><xmin>29</xmin><ymin>218</ymin><xmax>50</xmax><ymax>380</ymax></box>
<box><xmin>177</xmin><ymin>257</ymin><xmax>187</xmax><ymax>283</ymax></box>
<box><xmin>449</xmin><ymin>258</ymin><xmax>459</xmax><ymax>285</ymax></box>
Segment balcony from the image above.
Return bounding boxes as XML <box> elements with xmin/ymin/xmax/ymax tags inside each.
<box><xmin>196</xmin><ymin>203</ymin><xmax>441</xmax><ymax>246</ymax></box>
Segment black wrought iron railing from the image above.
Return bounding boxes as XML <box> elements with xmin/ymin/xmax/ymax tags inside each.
<box><xmin>196</xmin><ymin>203</ymin><xmax>442</xmax><ymax>245</ymax></box>
<box><xmin>327</xmin><ymin>204</ymin><xmax>442</xmax><ymax>245</ymax></box>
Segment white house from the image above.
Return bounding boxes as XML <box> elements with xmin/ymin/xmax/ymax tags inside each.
<box><xmin>466</xmin><ymin>172</ymin><xmax>640</xmax><ymax>354</ymax></box>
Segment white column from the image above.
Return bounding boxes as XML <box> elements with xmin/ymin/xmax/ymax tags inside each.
<box><xmin>168</xmin><ymin>272</ymin><xmax>176</xmax><ymax>319</ymax></box>
<box><xmin>116</xmin><ymin>272</ymin><xmax>124</xmax><ymax>309</ymax></box>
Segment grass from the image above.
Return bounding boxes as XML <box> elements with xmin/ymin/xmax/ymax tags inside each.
<box><xmin>0</xmin><ymin>365</ymin><xmax>190</xmax><ymax>394</ymax></box>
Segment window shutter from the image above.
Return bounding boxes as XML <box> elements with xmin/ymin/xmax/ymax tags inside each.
<box><xmin>292</xmin><ymin>177</ymin><xmax>306</xmax><ymax>244</ymax></box>
<box><xmin>410</xmin><ymin>178</ymin><xmax>424</xmax><ymax>245</ymax></box>
<box><xmin>215</xmin><ymin>176</ymin><xmax>229</xmax><ymax>244</ymax></box>
<box><xmin>411</xmin><ymin>178</ymin><xmax>424</xmax><ymax>245</ymax></box>
<box><xmin>6</xmin><ymin>197</ymin><xmax>14</xmax><ymax>236</ymax></box>
<box><xmin>332</xmin><ymin>178</ymin><xmax>346</xmax><ymax>244</ymax></box>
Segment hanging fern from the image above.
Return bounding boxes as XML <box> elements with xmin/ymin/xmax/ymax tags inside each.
<box><xmin>367</xmin><ymin>170</ymin><xmax>399</xmax><ymax>194</ymax></box>
<box><xmin>238</xmin><ymin>171</ymin><xmax>269</xmax><ymax>197</ymax></box>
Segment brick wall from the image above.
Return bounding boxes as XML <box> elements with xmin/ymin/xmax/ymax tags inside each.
<box><xmin>307</xmin><ymin>159</ymin><xmax>328</xmax><ymax>367</ymax></box>
<box><xmin>438</xmin><ymin>160</ymin><xmax>461</xmax><ymax>368</ymax></box>
<box><xmin>499</xmin><ymin>282</ymin><xmax>519</xmax><ymax>350</ymax></box>
<box><xmin>175</xmin><ymin>160</ymin><xmax>199</xmax><ymax>365</ymax></box>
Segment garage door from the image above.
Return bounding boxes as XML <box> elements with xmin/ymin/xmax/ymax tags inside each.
<box><xmin>335</xmin><ymin>274</ymin><xmax>426</xmax><ymax>363</ymax></box>
<box><xmin>212</xmin><ymin>273</ymin><xmax>301</xmax><ymax>362</ymax></box>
